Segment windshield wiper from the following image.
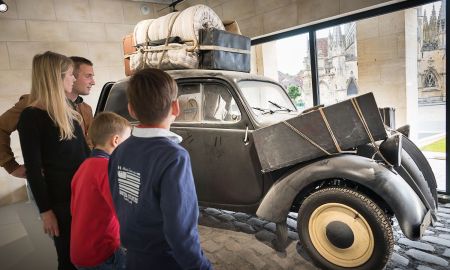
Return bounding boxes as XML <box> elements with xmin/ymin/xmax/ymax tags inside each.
<box><xmin>268</xmin><ymin>100</ymin><xmax>292</xmax><ymax>112</ymax></box>
<box><xmin>251</xmin><ymin>106</ymin><xmax>274</xmax><ymax>114</ymax></box>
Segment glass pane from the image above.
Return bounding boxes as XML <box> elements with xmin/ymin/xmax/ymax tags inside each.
<box><xmin>315</xmin><ymin>22</ymin><xmax>358</xmax><ymax>106</ymax></box>
<box><xmin>250</xmin><ymin>33</ymin><xmax>313</xmax><ymax>110</ymax></box>
<box><xmin>314</xmin><ymin>1</ymin><xmax>446</xmax><ymax>191</ymax></box>
<box><xmin>238</xmin><ymin>80</ymin><xmax>296</xmax><ymax>118</ymax></box>
<box><xmin>202</xmin><ymin>84</ymin><xmax>241</xmax><ymax>123</ymax></box>
<box><xmin>176</xmin><ymin>84</ymin><xmax>202</xmax><ymax>122</ymax></box>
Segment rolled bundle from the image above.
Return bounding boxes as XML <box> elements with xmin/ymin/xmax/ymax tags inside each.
<box><xmin>171</xmin><ymin>5</ymin><xmax>224</xmax><ymax>43</ymax></box>
<box><xmin>147</xmin><ymin>12</ymin><xmax>180</xmax><ymax>42</ymax></box>
<box><xmin>144</xmin><ymin>43</ymin><xmax>199</xmax><ymax>70</ymax></box>
<box><xmin>133</xmin><ymin>19</ymin><xmax>154</xmax><ymax>46</ymax></box>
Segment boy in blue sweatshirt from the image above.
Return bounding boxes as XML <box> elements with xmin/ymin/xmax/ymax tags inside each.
<box><xmin>108</xmin><ymin>68</ymin><xmax>212</xmax><ymax>270</ymax></box>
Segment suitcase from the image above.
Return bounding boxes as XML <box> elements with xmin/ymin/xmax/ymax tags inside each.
<box><xmin>252</xmin><ymin>93</ymin><xmax>388</xmax><ymax>172</ymax></box>
<box><xmin>123</xmin><ymin>34</ymin><xmax>136</xmax><ymax>76</ymax></box>
<box><xmin>198</xmin><ymin>28</ymin><xmax>251</xmax><ymax>73</ymax></box>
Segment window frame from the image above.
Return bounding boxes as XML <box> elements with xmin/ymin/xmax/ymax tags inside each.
<box><xmin>251</xmin><ymin>0</ymin><xmax>448</xmax><ymax>194</ymax></box>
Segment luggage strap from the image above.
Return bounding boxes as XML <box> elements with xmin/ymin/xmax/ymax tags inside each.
<box><xmin>318</xmin><ymin>107</ymin><xmax>342</xmax><ymax>152</ymax></box>
<box><xmin>351</xmin><ymin>98</ymin><xmax>392</xmax><ymax>167</ymax></box>
<box><xmin>158</xmin><ymin>12</ymin><xmax>181</xmax><ymax>69</ymax></box>
<box><xmin>136</xmin><ymin>44</ymin><xmax>251</xmax><ymax>54</ymax></box>
<box><xmin>197</xmin><ymin>45</ymin><xmax>250</xmax><ymax>54</ymax></box>
<box><xmin>283</xmin><ymin>120</ymin><xmax>333</xmax><ymax>156</ymax></box>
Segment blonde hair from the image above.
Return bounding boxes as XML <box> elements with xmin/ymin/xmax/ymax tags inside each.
<box><xmin>29</xmin><ymin>51</ymin><xmax>81</xmax><ymax>140</ymax></box>
<box><xmin>89</xmin><ymin>112</ymin><xmax>130</xmax><ymax>147</ymax></box>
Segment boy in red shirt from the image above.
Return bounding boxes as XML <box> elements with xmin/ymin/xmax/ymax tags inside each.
<box><xmin>70</xmin><ymin>112</ymin><xmax>131</xmax><ymax>269</ymax></box>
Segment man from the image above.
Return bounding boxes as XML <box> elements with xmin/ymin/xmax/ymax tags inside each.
<box><xmin>0</xmin><ymin>56</ymin><xmax>95</xmax><ymax>178</ymax></box>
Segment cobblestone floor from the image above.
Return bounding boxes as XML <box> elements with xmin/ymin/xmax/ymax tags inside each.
<box><xmin>198</xmin><ymin>203</ymin><xmax>450</xmax><ymax>269</ymax></box>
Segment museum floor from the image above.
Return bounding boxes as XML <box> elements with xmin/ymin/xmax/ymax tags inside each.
<box><xmin>0</xmin><ymin>156</ymin><xmax>448</xmax><ymax>270</ymax></box>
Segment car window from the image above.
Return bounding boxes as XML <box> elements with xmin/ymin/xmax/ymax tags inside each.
<box><xmin>176</xmin><ymin>83</ymin><xmax>241</xmax><ymax>123</ymax></box>
<box><xmin>238</xmin><ymin>80</ymin><xmax>297</xmax><ymax>117</ymax></box>
<box><xmin>103</xmin><ymin>80</ymin><xmax>135</xmax><ymax>122</ymax></box>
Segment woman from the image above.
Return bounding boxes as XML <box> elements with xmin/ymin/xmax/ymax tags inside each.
<box><xmin>17</xmin><ymin>51</ymin><xmax>90</xmax><ymax>270</ymax></box>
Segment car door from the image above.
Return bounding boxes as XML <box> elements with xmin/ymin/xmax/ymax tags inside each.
<box><xmin>171</xmin><ymin>79</ymin><xmax>264</xmax><ymax>210</ymax></box>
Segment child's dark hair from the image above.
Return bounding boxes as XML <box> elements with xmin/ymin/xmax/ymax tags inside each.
<box><xmin>89</xmin><ymin>112</ymin><xmax>130</xmax><ymax>147</ymax></box>
<box><xmin>127</xmin><ymin>68</ymin><xmax>178</xmax><ymax>124</ymax></box>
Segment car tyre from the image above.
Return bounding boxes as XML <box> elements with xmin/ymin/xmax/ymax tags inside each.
<box><xmin>297</xmin><ymin>187</ymin><xmax>393</xmax><ymax>270</ymax></box>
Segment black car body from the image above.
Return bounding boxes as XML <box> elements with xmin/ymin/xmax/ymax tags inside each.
<box><xmin>97</xmin><ymin>69</ymin><xmax>437</xmax><ymax>270</ymax></box>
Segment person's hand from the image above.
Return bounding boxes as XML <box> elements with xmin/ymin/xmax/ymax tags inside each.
<box><xmin>11</xmin><ymin>165</ymin><xmax>26</xmax><ymax>178</ymax></box>
<box><xmin>40</xmin><ymin>210</ymin><xmax>59</xmax><ymax>237</ymax></box>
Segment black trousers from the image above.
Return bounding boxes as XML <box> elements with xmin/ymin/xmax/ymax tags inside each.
<box><xmin>52</xmin><ymin>203</ymin><xmax>77</xmax><ymax>270</ymax></box>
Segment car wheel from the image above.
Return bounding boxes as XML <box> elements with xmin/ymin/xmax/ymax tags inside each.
<box><xmin>297</xmin><ymin>187</ymin><xmax>393</xmax><ymax>270</ymax></box>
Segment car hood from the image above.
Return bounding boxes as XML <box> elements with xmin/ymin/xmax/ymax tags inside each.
<box><xmin>255</xmin><ymin>112</ymin><xmax>300</xmax><ymax>129</ymax></box>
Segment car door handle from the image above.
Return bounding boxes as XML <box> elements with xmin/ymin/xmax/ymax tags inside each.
<box><xmin>243</xmin><ymin>126</ymin><xmax>249</xmax><ymax>145</ymax></box>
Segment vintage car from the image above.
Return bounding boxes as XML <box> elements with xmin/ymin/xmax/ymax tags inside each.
<box><xmin>96</xmin><ymin>69</ymin><xmax>438</xmax><ymax>270</ymax></box>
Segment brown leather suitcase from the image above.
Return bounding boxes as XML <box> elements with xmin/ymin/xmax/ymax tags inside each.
<box><xmin>123</xmin><ymin>34</ymin><xmax>136</xmax><ymax>76</ymax></box>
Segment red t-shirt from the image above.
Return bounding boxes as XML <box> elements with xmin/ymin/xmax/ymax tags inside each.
<box><xmin>70</xmin><ymin>155</ymin><xmax>120</xmax><ymax>267</ymax></box>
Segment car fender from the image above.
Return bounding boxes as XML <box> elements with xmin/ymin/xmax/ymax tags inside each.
<box><xmin>256</xmin><ymin>154</ymin><xmax>429</xmax><ymax>240</ymax></box>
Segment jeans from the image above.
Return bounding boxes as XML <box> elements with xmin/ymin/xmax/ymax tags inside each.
<box><xmin>76</xmin><ymin>247</ymin><xmax>126</xmax><ymax>270</ymax></box>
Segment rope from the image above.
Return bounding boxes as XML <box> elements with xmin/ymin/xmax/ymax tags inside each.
<box><xmin>351</xmin><ymin>98</ymin><xmax>392</xmax><ymax>167</ymax></box>
<box><xmin>283</xmin><ymin>121</ymin><xmax>332</xmax><ymax>156</ymax></box>
<box><xmin>158</xmin><ymin>12</ymin><xmax>181</xmax><ymax>69</ymax></box>
<box><xmin>318</xmin><ymin>108</ymin><xmax>342</xmax><ymax>152</ymax></box>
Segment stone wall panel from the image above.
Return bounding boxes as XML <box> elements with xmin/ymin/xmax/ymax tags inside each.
<box><xmin>0</xmin><ymin>20</ymin><xmax>28</xmax><ymax>41</ymax></box>
<box><xmin>7</xmin><ymin>41</ymin><xmax>53</xmax><ymax>69</ymax></box>
<box><xmin>16</xmin><ymin>0</ymin><xmax>55</xmax><ymax>21</ymax></box>
<box><xmin>0</xmin><ymin>42</ymin><xmax>10</xmax><ymax>70</ymax></box>
<box><xmin>68</xmin><ymin>22</ymin><xmax>106</xmax><ymax>42</ymax></box>
<box><xmin>54</xmin><ymin>0</ymin><xmax>91</xmax><ymax>22</ymax></box>
<box><xmin>89</xmin><ymin>0</ymin><xmax>123</xmax><ymax>23</ymax></box>
<box><xmin>27</xmin><ymin>21</ymin><xmax>69</xmax><ymax>42</ymax></box>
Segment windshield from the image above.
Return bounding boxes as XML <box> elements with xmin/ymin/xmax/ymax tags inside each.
<box><xmin>238</xmin><ymin>80</ymin><xmax>297</xmax><ymax>117</ymax></box>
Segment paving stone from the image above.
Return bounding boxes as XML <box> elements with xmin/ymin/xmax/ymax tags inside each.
<box><xmin>205</xmin><ymin>208</ymin><xmax>222</xmax><ymax>216</ymax></box>
<box><xmin>247</xmin><ymin>217</ymin><xmax>267</xmax><ymax>228</ymax></box>
<box><xmin>434</xmin><ymin>222</ymin><xmax>444</xmax><ymax>227</ymax></box>
<box><xmin>233</xmin><ymin>221</ymin><xmax>256</xmax><ymax>234</ymax></box>
<box><xmin>224</xmin><ymin>239</ymin><xmax>241</xmax><ymax>252</ymax></box>
<box><xmin>249</xmin><ymin>242</ymin><xmax>274</xmax><ymax>255</ymax></box>
<box><xmin>214</xmin><ymin>249</ymin><xmax>235</xmax><ymax>265</ymax></box>
<box><xmin>255</xmin><ymin>229</ymin><xmax>276</xmax><ymax>242</ymax></box>
<box><xmin>416</xmin><ymin>265</ymin><xmax>437</xmax><ymax>270</ymax></box>
<box><xmin>288</xmin><ymin>212</ymin><xmax>298</xmax><ymax>219</ymax></box>
<box><xmin>443</xmin><ymin>203</ymin><xmax>450</xmax><ymax>208</ymax></box>
<box><xmin>439</xmin><ymin>234</ymin><xmax>450</xmax><ymax>240</ymax></box>
<box><xmin>436</xmin><ymin>213</ymin><xmax>450</xmax><ymax>219</ymax></box>
<box><xmin>443</xmin><ymin>248</ymin><xmax>450</xmax><ymax>258</ymax></box>
<box><xmin>398</xmin><ymin>238</ymin><xmax>435</xmax><ymax>251</ymax></box>
<box><xmin>264</xmin><ymin>222</ymin><xmax>276</xmax><ymax>232</ymax></box>
<box><xmin>405</xmin><ymin>249</ymin><xmax>449</xmax><ymax>267</ymax></box>
<box><xmin>287</xmin><ymin>230</ymin><xmax>299</xmax><ymax>240</ymax></box>
<box><xmin>391</xmin><ymin>252</ymin><xmax>409</xmax><ymax>266</ymax></box>
<box><xmin>217</xmin><ymin>214</ymin><xmax>236</xmax><ymax>222</ymax></box>
<box><xmin>394</xmin><ymin>244</ymin><xmax>401</xmax><ymax>251</ymax></box>
<box><xmin>237</xmin><ymin>249</ymin><xmax>267</xmax><ymax>269</ymax></box>
<box><xmin>422</xmin><ymin>236</ymin><xmax>450</xmax><ymax>248</ymax></box>
<box><xmin>435</xmin><ymin>227</ymin><xmax>450</xmax><ymax>233</ymax></box>
<box><xmin>424</xmin><ymin>230</ymin><xmax>435</xmax><ymax>235</ymax></box>
<box><xmin>202</xmin><ymin>239</ymin><xmax>222</xmax><ymax>253</ymax></box>
<box><xmin>439</xmin><ymin>208</ymin><xmax>450</xmax><ymax>214</ymax></box>
<box><xmin>234</xmin><ymin>212</ymin><xmax>251</xmax><ymax>221</ymax></box>
<box><xmin>286</xmin><ymin>218</ymin><xmax>297</xmax><ymax>229</ymax></box>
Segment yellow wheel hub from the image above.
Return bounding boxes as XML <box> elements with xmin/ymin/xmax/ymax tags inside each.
<box><xmin>308</xmin><ymin>203</ymin><xmax>374</xmax><ymax>267</ymax></box>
